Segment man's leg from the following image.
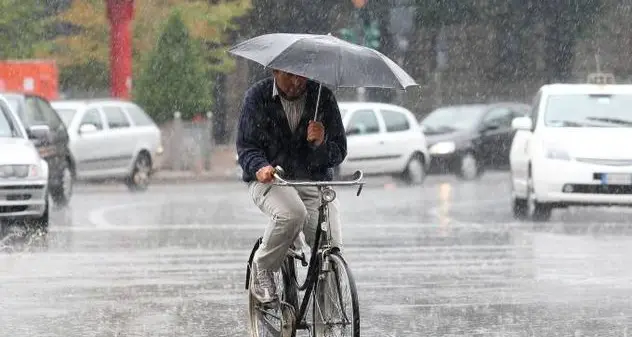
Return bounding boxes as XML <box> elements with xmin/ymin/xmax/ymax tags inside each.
<box><xmin>296</xmin><ymin>186</ymin><xmax>343</xmax><ymax>251</ymax></box>
<box><xmin>249</xmin><ymin>181</ymin><xmax>308</xmax><ymax>303</ymax></box>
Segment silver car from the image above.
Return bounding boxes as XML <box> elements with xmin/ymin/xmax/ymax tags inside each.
<box><xmin>51</xmin><ymin>99</ymin><xmax>163</xmax><ymax>192</ymax></box>
<box><xmin>0</xmin><ymin>97</ymin><xmax>49</xmax><ymax>230</ymax></box>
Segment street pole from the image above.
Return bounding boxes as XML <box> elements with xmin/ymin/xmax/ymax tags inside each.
<box><xmin>106</xmin><ymin>0</ymin><xmax>134</xmax><ymax>99</ymax></box>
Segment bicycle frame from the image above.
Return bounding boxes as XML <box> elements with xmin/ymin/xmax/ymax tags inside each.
<box><xmin>264</xmin><ymin>166</ymin><xmax>364</xmax><ymax>331</ymax></box>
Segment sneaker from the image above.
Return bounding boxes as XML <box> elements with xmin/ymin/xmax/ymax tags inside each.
<box><xmin>251</xmin><ymin>262</ymin><xmax>278</xmax><ymax>304</ymax></box>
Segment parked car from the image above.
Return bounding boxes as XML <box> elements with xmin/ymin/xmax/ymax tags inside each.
<box><xmin>50</xmin><ymin>99</ymin><xmax>163</xmax><ymax>192</ymax></box>
<box><xmin>1</xmin><ymin>92</ymin><xmax>73</xmax><ymax>206</ymax></box>
<box><xmin>420</xmin><ymin>102</ymin><xmax>530</xmax><ymax>180</ymax></box>
<box><xmin>510</xmin><ymin>81</ymin><xmax>632</xmax><ymax>223</ymax></box>
<box><xmin>0</xmin><ymin>96</ymin><xmax>49</xmax><ymax>233</ymax></box>
<box><xmin>337</xmin><ymin>101</ymin><xmax>429</xmax><ymax>185</ymax></box>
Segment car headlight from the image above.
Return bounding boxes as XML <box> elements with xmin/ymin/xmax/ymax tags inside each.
<box><xmin>546</xmin><ymin>148</ymin><xmax>571</xmax><ymax>161</ymax></box>
<box><xmin>0</xmin><ymin>164</ymin><xmax>46</xmax><ymax>179</ymax></box>
<box><xmin>429</xmin><ymin>141</ymin><xmax>456</xmax><ymax>155</ymax></box>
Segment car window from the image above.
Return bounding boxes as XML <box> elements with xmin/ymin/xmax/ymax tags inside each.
<box><xmin>544</xmin><ymin>93</ymin><xmax>632</xmax><ymax>128</ymax></box>
<box><xmin>55</xmin><ymin>108</ymin><xmax>77</xmax><ymax>127</ymax></box>
<box><xmin>125</xmin><ymin>104</ymin><xmax>154</xmax><ymax>126</ymax></box>
<box><xmin>482</xmin><ymin>107</ymin><xmax>513</xmax><ymax>128</ymax></box>
<box><xmin>510</xmin><ymin>105</ymin><xmax>529</xmax><ymax>118</ymax></box>
<box><xmin>103</xmin><ymin>106</ymin><xmax>131</xmax><ymax>129</ymax></box>
<box><xmin>24</xmin><ymin>96</ymin><xmax>48</xmax><ymax>127</ymax></box>
<box><xmin>35</xmin><ymin>97</ymin><xmax>62</xmax><ymax>130</ymax></box>
<box><xmin>420</xmin><ymin>106</ymin><xmax>487</xmax><ymax>134</ymax></box>
<box><xmin>4</xmin><ymin>97</ymin><xmax>19</xmax><ymax>115</ymax></box>
<box><xmin>0</xmin><ymin>103</ymin><xmax>20</xmax><ymax>138</ymax></box>
<box><xmin>80</xmin><ymin>108</ymin><xmax>104</xmax><ymax>130</ymax></box>
<box><xmin>347</xmin><ymin>109</ymin><xmax>380</xmax><ymax>135</ymax></box>
<box><xmin>380</xmin><ymin>109</ymin><xmax>410</xmax><ymax>132</ymax></box>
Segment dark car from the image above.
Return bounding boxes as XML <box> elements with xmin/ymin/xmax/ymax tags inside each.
<box><xmin>420</xmin><ymin>102</ymin><xmax>530</xmax><ymax>180</ymax></box>
<box><xmin>1</xmin><ymin>92</ymin><xmax>74</xmax><ymax>206</ymax></box>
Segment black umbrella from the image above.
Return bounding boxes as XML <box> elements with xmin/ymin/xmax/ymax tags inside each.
<box><xmin>228</xmin><ymin>33</ymin><xmax>418</xmax><ymax>120</ymax></box>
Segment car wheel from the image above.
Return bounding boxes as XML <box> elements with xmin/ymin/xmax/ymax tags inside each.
<box><xmin>527</xmin><ymin>172</ymin><xmax>552</xmax><ymax>225</ymax></box>
<box><xmin>456</xmin><ymin>152</ymin><xmax>481</xmax><ymax>180</ymax></box>
<box><xmin>51</xmin><ymin>162</ymin><xmax>73</xmax><ymax>208</ymax></box>
<box><xmin>401</xmin><ymin>154</ymin><xmax>426</xmax><ymax>185</ymax></box>
<box><xmin>30</xmin><ymin>196</ymin><xmax>50</xmax><ymax>235</ymax></box>
<box><xmin>126</xmin><ymin>153</ymin><xmax>152</xmax><ymax>192</ymax></box>
<box><xmin>511</xmin><ymin>173</ymin><xmax>528</xmax><ymax>220</ymax></box>
<box><xmin>512</xmin><ymin>196</ymin><xmax>528</xmax><ymax>220</ymax></box>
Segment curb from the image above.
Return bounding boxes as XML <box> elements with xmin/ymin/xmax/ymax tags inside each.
<box><xmin>151</xmin><ymin>174</ymin><xmax>238</xmax><ymax>184</ymax></box>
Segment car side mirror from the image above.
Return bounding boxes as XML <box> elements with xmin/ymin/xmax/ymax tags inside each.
<box><xmin>511</xmin><ymin>116</ymin><xmax>533</xmax><ymax>131</ymax></box>
<box><xmin>79</xmin><ymin>123</ymin><xmax>98</xmax><ymax>134</ymax></box>
<box><xmin>27</xmin><ymin>125</ymin><xmax>51</xmax><ymax>142</ymax></box>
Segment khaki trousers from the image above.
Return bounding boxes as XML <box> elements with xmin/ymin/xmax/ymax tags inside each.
<box><xmin>248</xmin><ymin>181</ymin><xmax>342</xmax><ymax>271</ymax></box>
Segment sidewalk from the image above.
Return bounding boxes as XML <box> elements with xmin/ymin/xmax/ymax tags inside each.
<box><xmin>153</xmin><ymin>144</ymin><xmax>239</xmax><ymax>183</ymax></box>
<box><xmin>152</xmin><ymin>169</ymin><xmax>238</xmax><ymax>183</ymax></box>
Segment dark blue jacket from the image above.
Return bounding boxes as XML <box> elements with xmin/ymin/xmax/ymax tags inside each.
<box><xmin>236</xmin><ymin>77</ymin><xmax>347</xmax><ymax>183</ymax></box>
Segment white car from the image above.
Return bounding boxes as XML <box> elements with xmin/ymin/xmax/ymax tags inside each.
<box><xmin>509</xmin><ymin>82</ymin><xmax>632</xmax><ymax>222</ymax></box>
<box><xmin>0</xmin><ymin>96</ymin><xmax>49</xmax><ymax>231</ymax></box>
<box><xmin>337</xmin><ymin>102</ymin><xmax>429</xmax><ymax>185</ymax></box>
<box><xmin>51</xmin><ymin>99</ymin><xmax>163</xmax><ymax>191</ymax></box>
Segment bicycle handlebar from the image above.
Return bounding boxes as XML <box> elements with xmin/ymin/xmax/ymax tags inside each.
<box><xmin>262</xmin><ymin>165</ymin><xmax>365</xmax><ymax>197</ymax></box>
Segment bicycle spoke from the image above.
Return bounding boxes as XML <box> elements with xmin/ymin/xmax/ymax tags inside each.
<box><xmin>312</xmin><ymin>254</ymin><xmax>359</xmax><ymax>337</ymax></box>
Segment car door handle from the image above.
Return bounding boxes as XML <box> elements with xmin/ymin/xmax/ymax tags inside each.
<box><xmin>379</xmin><ymin>141</ymin><xmax>385</xmax><ymax>145</ymax></box>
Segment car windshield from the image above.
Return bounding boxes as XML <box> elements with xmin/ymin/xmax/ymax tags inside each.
<box><xmin>55</xmin><ymin>108</ymin><xmax>77</xmax><ymax>127</ymax></box>
<box><xmin>0</xmin><ymin>107</ymin><xmax>21</xmax><ymax>138</ymax></box>
<box><xmin>545</xmin><ymin>94</ymin><xmax>632</xmax><ymax>127</ymax></box>
<box><xmin>420</xmin><ymin>106</ymin><xmax>486</xmax><ymax>134</ymax></box>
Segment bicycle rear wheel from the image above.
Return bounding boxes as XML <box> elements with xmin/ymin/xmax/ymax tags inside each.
<box><xmin>312</xmin><ymin>251</ymin><xmax>360</xmax><ymax>337</ymax></box>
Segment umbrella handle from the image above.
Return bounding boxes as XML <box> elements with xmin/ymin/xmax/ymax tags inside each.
<box><xmin>313</xmin><ymin>82</ymin><xmax>322</xmax><ymax>121</ymax></box>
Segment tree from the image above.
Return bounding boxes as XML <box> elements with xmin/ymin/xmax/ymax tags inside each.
<box><xmin>133</xmin><ymin>10</ymin><xmax>212</xmax><ymax>123</ymax></box>
<box><xmin>35</xmin><ymin>0</ymin><xmax>251</xmax><ymax>92</ymax></box>
<box><xmin>0</xmin><ymin>0</ymin><xmax>50</xmax><ymax>58</ymax></box>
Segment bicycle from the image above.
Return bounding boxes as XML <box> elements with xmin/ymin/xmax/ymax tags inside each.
<box><xmin>245</xmin><ymin>165</ymin><xmax>365</xmax><ymax>337</ymax></box>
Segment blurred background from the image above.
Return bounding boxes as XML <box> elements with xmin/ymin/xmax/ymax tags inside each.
<box><xmin>1</xmin><ymin>0</ymin><xmax>623</xmax><ymax>173</ymax></box>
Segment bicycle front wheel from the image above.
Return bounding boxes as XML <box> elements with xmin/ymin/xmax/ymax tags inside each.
<box><xmin>248</xmin><ymin>257</ymin><xmax>297</xmax><ymax>337</ymax></box>
<box><xmin>312</xmin><ymin>252</ymin><xmax>360</xmax><ymax>337</ymax></box>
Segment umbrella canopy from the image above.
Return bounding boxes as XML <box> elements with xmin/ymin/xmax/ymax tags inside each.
<box><xmin>228</xmin><ymin>33</ymin><xmax>418</xmax><ymax>90</ymax></box>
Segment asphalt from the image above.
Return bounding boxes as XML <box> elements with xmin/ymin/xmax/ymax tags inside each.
<box><xmin>2</xmin><ymin>171</ymin><xmax>632</xmax><ymax>337</ymax></box>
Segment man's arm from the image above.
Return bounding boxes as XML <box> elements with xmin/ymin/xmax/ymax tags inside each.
<box><xmin>236</xmin><ymin>90</ymin><xmax>270</xmax><ymax>177</ymax></box>
<box><xmin>307</xmin><ymin>88</ymin><xmax>347</xmax><ymax>169</ymax></box>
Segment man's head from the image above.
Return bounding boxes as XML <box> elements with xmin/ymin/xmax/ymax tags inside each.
<box><xmin>273</xmin><ymin>69</ymin><xmax>307</xmax><ymax>100</ymax></box>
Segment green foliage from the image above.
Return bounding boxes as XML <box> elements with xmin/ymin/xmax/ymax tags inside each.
<box><xmin>363</xmin><ymin>20</ymin><xmax>380</xmax><ymax>49</ymax></box>
<box><xmin>339</xmin><ymin>27</ymin><xmax>358</xmax><ymax>44</ymax></box>
<box><xmin>0</xmin><ymin>0</ymin><xmax>49</xmax><ymax>58</ymax></box>
<box><xmin>38</xmin><ymin>0</ymin><xmax>251</xmax><ymax>93</ymax></box>
<box><xmin>133</xmin><ymin>10</ymin><xmax>213</xmax><ymax>123</ymax></box>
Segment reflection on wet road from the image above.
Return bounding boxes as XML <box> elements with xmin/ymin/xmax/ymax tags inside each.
<box><xmin>1</xmin><ymin>172</ymin><xmax>632</xmax><ymax>336</ymax></box>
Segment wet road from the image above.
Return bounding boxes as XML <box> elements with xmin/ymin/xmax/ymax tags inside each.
<box><xmin>2</xmin><ymin>172</ymin><xmax>632</xmax><ymax>336</ymax></box>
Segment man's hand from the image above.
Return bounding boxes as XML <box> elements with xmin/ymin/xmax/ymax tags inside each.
<box><xmin>256</xmin><ymin>165</ymin><xmax>276</xmax><ymax>183</ymax></box>
<box><xmin>307</xmin><ymin>121</ymin><xmax>325</xmax><ymax>146</ymax></box>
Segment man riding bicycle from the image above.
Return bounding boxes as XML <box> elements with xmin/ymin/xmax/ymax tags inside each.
<box><xmin>236</xmin><ymin>69</ymin><xmax>347</xmax><ymax>305</ymax></box>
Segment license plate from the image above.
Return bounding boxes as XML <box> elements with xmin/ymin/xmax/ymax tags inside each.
<box><xmin>601</xmin><ymin>173</ymin><xmax>632</xmax><ymax>185</ymax></box>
